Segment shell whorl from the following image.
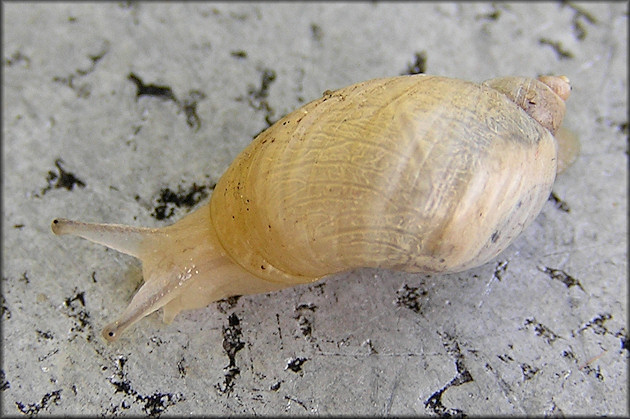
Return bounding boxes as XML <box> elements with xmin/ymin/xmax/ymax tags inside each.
<box><xmin>482</xmin><ymin>75</ymin><xmax>569</xmax><ymax>135</ymax></box>
<box><xmin>210</xmin><ymin>75</ymin><xmax>559</xmax><ymax>284</ymax></box>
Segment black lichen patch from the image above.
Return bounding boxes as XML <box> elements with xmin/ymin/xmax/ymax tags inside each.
<box><xmin>562</xmin><ymin>349</ymin><xmax>604</xmax><ymax>381</ymax></box>
<box><xmin>492</xmin><ymin>260</ymin><xmax>509</xmax><ymax>281</ymax></box>
<box><xmin>581</xmin><ymin>364</ymin><xmax>604</xmax><ymax>381</ymax></box>
<box><xmin>539</xmin><ymin>266</ymin><xmax>584</xmax><ymax>291</ymax></box>
<box><xmin>222</xmin><ymin>313</ymin><xmax>245</xmax><ymax>368</ymax></box>
<box><xmin>15</xmin><ymin>389</ymin><xmax>62</xmax><ymax>415</ymax></box>
<box><xmin>65</xmin><ymin>290</ymin><xmax>86</xmax><ymax>307</ymax></box>
<box><xmin>295</xmin><ymin>303</ymin><xmax>317</xmax><ymax>312</ymax></box>
<box><xmin>563</xmin><ymin>2</ymin><xmax>598</xmax><ymax>41</ymax></box>
<box><xmin>181</xmin><ymin>90</ymin><xmax>206</xmax><ymax>131</ymax></box>
<box><xmin>520</xmin><ymin>363</ymin><xmax>539</xmax><ymax>381</ymax></box>
<box><xmin>275</xmin><ymin>313</ymin><xmax>284</xmax><ymax>350</ymax></box>
<box><xmin>285</xmin><ymin>395</ymin><xmax>309</xmax><ymax>411</ymax></box>
<box><xmin>40</xmin><ymin>159</ymin><xmax>86</xmax><ymax>196</ymax></box>
<box><xmin>424</xmin><ymin>332</ymin><xmax>473</xmax><ymax>417</ymax></box>
<box><xmin>362</xmin><ymin>338</ymin><xmax>378</xmax><ymax>355</ymax></box>
<box><xmin>62</xmin><ymin>289</ymin><xmax>94</xmax><ymax>341</ymax></box>
<box><xmin>310</xmin><ymin>23</ymin><xmax>323</xmax><ymax>42</ymax></box>
<box><xmin>497</xmin><ymin>353</ymin><xmax>514</xmax><ymax>363</ymax></box>
<box><xmin>79</xmin><ymin>45</ymin><xmax>109</xmax><ymax>75</ymax></box>
<box><xmin>229</xmin><ymin>10</ymin><xmax>250</xmax><ymax>21</ymax></box>
<box><xmin>523</xmin><ymin>317</ymin><xmax>559</xmax><ymax>345</ymax></box>
<box><xmin>128</xmin><ymin>73</ymin><xmax>177</xmax><ymax>102</ymax></box>
<box><xmin>231</xmin><ymin>50</ymin><xmax>247</xmax><ymax>59</ymax></box>
<box><xmin>109</xmin><ymin>356</ymin><xmax>185</xmax><ymax>416</ymax></box>
<box><xmin>484</xmin><ymin>362</ymin><xmax>511</xmax><ymax>395</ymax></box>
<box><xmin>3</xmin><ymin>50</ymin><xmax>30</xmax><ymax>67</ymax></box>
<box><xmin>240</xmin><ymin>68</ymin><xmax>277</xmax><ymax>126</ymax></box>
<box><xmin>548</xmin><ymin>191</ymin><xmax>570</xmax><ymax>212</ymax></box>
<box><xmin>252</xmin><ymin>69</ymin><xmax>277</xmax><ymax>100</ymax></box>
<box><xmin>38</xmin><ymin>349</ymin><xmax>60</xmax><ymax>362</ymax></box>
<box><xmin>596</xmin><ymin>117</ymin><xmax>628</xmax><ymax>136</ymax></box>
<box><xmin>216</xmin><ymin>313</ymin><xmax>245</xmax><ymax>394</ymax></box>
<box><xmin>616</xmin><ymin>329</ymin><xmax>628</xmax><ymax>353</ymax></box>
<box><xmin>20</xmin><ymin>271</ymin><xmax>30</xmax><ymax>284</ymax></box>
<box><xmin>573</xmin><ymin>313</ymin><xmax>612</xmax><ymax>337</ymax></box>
<box><xmin>52</xmin><ymin>42</ymin><xmax>109</xmax><ymax>98</ymax></box>
<box><xmin>216</xmin><ymin>367</ymin><xmax>240</xmax><ymax>395</ymax></box>
<box><xmin>395</xmin><ymin>283</ymin><xmax>427</xmax><ymax>314</ymax></box>
<box><xmin>142</xmin><ymin>392</ymin><xmax>185</xmax><ymax>416</ymax></box>
<box><xmin>149</xmin><ymin>336</ymin><xmax>164</xmax><ymax>347</ymax></box>
<box><xmin>475</xmin><ymin>5</ymin><xmax>501</xmax><ymax>20</ymax></box>
<box><xmin>307</xmin><ymin>282</ymin><xmax>326</xmax><ymax>296</ymax></box>
<box><xmin>216</xmin><ymin>295</ymin><xmax>242</xmax><ymax>314</ymax></box>
<box><xmin>177</xmin><ymin>357</ymin><xmax>186</xmax><ymax>378</ymax></box>
<box><xmin>402</xmin><ymin>51</ymin><xmax>427</xmax><ymax>75</ymax></box>
<box><xmin>1</xmin><ymin>294</ymin><xmax>11</xmax><ymax>320</ymax></box>
<box><xmin>424</xmin><ymin>387</ymin><xmax>465</xmax><ymax>418</ymax></box>
<box><xmin>294</xmin><ymin>303</ymin><xmax>318</xmax><ymax>341</ymax></box>
<box><xmin>1</xmin><ymin>370</ymin><xmax>10</xmax><ymax>391</ymax></box>
<box><xmin>538</xmin><ymin>38</ymin><xmax>574</xmax><ymax>60</ymax></box>
<box><xmin>561</xmin><ymin>349</ymin><xmax>577</xmax><ymax>362</ymax></box>
<box><xmin>36</xmin><ymin>330</ymin><xmax>54</xmax><ymax>341</ymax></box>
<box><xmin>151</xmin><ymin>183</ymin><xmax>209</xmax><ymax>220</ymax></box>
<box><xmin>128</xmin><ymin>73</ymin><xmax>206</xmax><ymax>130</ymax></box>
<box><xmin>286</xmin><ymin>357</ymin><xmax>308</xmax><ymax>374</ymax></box>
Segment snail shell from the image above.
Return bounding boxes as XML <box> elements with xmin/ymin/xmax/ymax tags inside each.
<box><xmin>51</xmin><ymin>74</ymin><xmax>575</xmax><ymax>341</ymax></box>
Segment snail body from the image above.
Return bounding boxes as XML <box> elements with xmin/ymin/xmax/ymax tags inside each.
<box><xmin>52</xmin><ymin>74</ymin><xmax>575</xmax><ymax>341</ymax></box>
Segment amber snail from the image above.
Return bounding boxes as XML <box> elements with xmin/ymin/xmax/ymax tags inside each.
<box><xmin>51</xmin><ymin>74</ymin><xmax>578</xmax><ymax>341</ymax></box>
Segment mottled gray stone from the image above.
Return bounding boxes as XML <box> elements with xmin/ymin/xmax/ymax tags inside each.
<box><xmin>2</xmin><ymin>2</ymin><xmax>627</xmax><ymax>416</ymax></box>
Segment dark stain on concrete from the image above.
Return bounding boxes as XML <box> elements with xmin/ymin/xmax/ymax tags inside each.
<box><xmin>41</xmin><ymin>159</ymin><xmax>86</xmax><ymax>196</ymax></box>
<box><xmin>424</xmin><ymin>332</ymin><xmax>473</xmax><ymax>417</ymax></box>
<box><xmin>539</xmin><ymin>266</ymin><xmax>584</xmax><ymax>291</ymax></box>
<box><xmin>149</xmin><ymin>182</ymin><xmax>210</xmax><ymax>220</ymax></box>
<box><xmin>15</xmin><ymin>389</ymin><xmax>62</xmax><ymax>415</ymax></box>
<box><xmin>286</xmin><ymin>357</ymin><xmax>308</xmax><ymax>374</ymax></box>
<box><xmin>548</xmin><ymin>191</ymin><xmax>571</xmax><ymax>212</ymax></box>
<box><xmin>523</xmin><ymin>317</ymin><xmax>559</xmax><ymax>345</ymax></box>
<box><xmin>109</xmin><ymin>356</ymin><xmax>185</xmax><ymax>416</ymax></box>
<box><xmin>216</xmin><ymin>313</ymin><xmax>245</xmax><ymax>395</ymax></box>
<box><xmin>395</xmin><ymin>283</ymin><xmax>427</xmax><ymax>314</ymax></box>
<box><xmin>402</xmin><ymin>51</ymin><xmax>427</xmax><ymax>75</ymax></box>
<box><xmin>538</xmin><ymin>38</ymin><xmax>574</xmax><ymax>60</ymax></box>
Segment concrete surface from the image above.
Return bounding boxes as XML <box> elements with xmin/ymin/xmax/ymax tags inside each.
<box><xmin>2</xmin><ymin>2</ymin><xmax>627</xmax><ymax>416</ymax></box>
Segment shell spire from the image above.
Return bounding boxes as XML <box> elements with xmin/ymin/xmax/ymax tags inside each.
<box><xmin>483</xmin><ymin>75</ymin><xmax>571</xmax><ymax>135</ymax></box>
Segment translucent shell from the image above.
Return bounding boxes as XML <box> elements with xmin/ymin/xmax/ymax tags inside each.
<box><xmin>211</xmin><ymin>75</ymin><xmax>559</xmax><ymax>282</ymax></box>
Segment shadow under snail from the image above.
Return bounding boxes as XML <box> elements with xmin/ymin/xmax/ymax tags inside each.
<box><xmin>51</xmin><ymin>74</ymin><xmax>579</xmax><ymax>341</ymax></box>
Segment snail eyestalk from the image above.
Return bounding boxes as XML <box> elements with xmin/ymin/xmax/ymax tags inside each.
<box><xmin>51</xmin><ymin>218</ymin><xmax>159</xmax><ymax>258</ymax></box>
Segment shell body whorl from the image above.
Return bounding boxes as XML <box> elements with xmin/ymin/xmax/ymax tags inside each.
<box><xmin>211</xmin><ymin>75</ymin><xmax>559</xmax><ymax>284</ymax></box>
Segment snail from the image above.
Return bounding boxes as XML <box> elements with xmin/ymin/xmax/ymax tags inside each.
<box><xmin>51</xmin><ymin>74</ymin><xmax>577</xmax><ymax>342</ymax></box>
